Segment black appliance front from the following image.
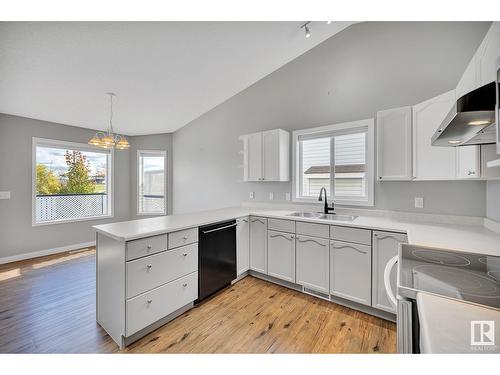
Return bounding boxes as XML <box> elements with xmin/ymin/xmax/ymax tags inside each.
<box><xmin>197</xmin><ymin>220</ymin><xmax>237</xmax><ymax>302</ymax></box>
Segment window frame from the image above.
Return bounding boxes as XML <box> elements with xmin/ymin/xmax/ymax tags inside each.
<box><xmin>292</xmin><ymin>118</ymin><xmax>375</xmax><ymax>207</ymax></box>
<box><xmin>32</xmin><ymin>137</ymin><xmax>114</xmax><ymax>227</ymax></box>
<box><xmin>136</xmin><ymin>149</ymin><xmax>167</xmax><ymax>216</ymax></box>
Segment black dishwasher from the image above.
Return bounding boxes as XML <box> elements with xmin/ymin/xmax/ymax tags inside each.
<box><xmin>197</xmin><ymin>220</ymin><xmax>237</xmax><ymax>302</ymax></box>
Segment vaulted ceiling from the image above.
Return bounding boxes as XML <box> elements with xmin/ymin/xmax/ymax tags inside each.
<box><xmin>0</xmin><ymin>21</ymin><xmax>355</xmax><ymax>135</ymax></box>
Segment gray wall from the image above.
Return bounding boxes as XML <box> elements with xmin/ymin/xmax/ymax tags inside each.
<box><xmin>0</xmin><ymin>114</ymin><xmax>173</xmax><ymax>259</ymax></box>
<box><xmin>487</xmin><ymin>181</ymin><xmax>500</xmax><ymax>222</ymax></box>
<box><xmin>129</xmin><ymin>133</ymin><xmax>173</xmax><ymax>219</ymax></box>
<box><xmin>173</xmin><ymin>21</ymin><xmax>490</xmax><ymax>216</ymax></box>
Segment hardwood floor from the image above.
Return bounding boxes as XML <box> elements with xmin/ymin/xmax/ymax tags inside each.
<box><xmin>0</xmin><ymin>249</ymin><xmax>396</xmax><ymax>353</ymax></box>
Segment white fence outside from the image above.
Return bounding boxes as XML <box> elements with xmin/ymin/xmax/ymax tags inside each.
<box><xmin>36</xmin><ymin>193</ymin><xmax>107</xmax><ymax>223</ymax></box>
<box><xmin>139</xmin><ymin>195</ymin><xmax>165</xmax><ymax>214</ymax></box>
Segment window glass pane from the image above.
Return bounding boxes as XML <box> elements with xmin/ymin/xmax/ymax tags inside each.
<box><xmin>138</xmin><ymin>153</ymin><xmax>166</xmax><ymax>214</ymax></box>
<box><xmin>300</xmin><ymin>137</ymin><xmax>330</xmax><ymax>198</ymax></box>
<box><xmin>35</xmin><ymin>144</ymin><xmax>109</xmax><ymax>223</ymax></box>
<box><xmin>334</xmin><ymin>132</ymin><xmax>366</xmax><ymax>198</ymax></box>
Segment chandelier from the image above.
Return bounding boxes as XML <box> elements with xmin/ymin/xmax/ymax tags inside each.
<box><xmin>88</xmin><ymin>93</ymin><xmax>130</xmax><ymax>150</ymax></box>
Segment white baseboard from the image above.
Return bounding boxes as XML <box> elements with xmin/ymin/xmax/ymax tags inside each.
<box><xmin>0</xmin><ymin>241</ymin><xmax>96</xmax><ymax>265</ymax></box>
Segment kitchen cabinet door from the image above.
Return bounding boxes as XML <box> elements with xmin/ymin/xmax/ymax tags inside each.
<box><xmin>372</xmin><ymin>231</ymin><xmax>407</xmax><ymax>314</ymax></box>
<box><xmin>249</xmin><ymin>217</ymin><xmax>268</xmax><ymax>274</ymax></box>
<box><xmin>481</xmin><ymin>144</ymin><xmax>500</xmax><ymax>180</ymax></box>
<box><xmin>244</xmin><ymin>132</ymin><xmax>263</xmax><ymax>181</ymax></box>
<box><xmin>295</xmin><ymin>235</ymin><xmax>329</xmax><ymax>294</ymax></box>
<box><xmin>413</xmin><ymin>90</ymin><xmax>457</xmax><ymax>180</ymax></box>
<box><xmin>479</xmin><ymin>22</ymin><xmax>500</xmax><ymax>87</ymax></box>
<box><xmin>376</xmin><ymin>106</ymin><xmax>413</xmax><ymax>180</ymax></box>
<box><xmin>262</xmin><ymin>129</ymin><xmax>290</xmax><ymax>181</ymax></box>
<box><xmin>330</xmin><ymin>240</ymin><xmax>371</xmax><ymax>306</ymax></box>
<box><xmin>456</xmin><ymin>145</ymin><xmax>480</xmax><ymax>179</ymax></box>
<box><xmin>236</xmin><ymin>217</ymin><xmax>250</xmax><ymax>276</ymax></box>
<box><xmin>267</xmin><ymin>230</ymin><xmax>295</xmax><ymax>282</ymax></box>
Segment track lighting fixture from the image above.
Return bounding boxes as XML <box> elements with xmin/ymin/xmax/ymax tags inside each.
<box><xmin>301</xmin><ymin>21</ymin><xmax>311</xmax><ymax>38</ymax></box>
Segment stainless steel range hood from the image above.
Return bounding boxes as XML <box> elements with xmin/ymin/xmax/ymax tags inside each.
<box><xmin>431</xmin><ymin>82</ymin><xmax>497</xmax><ymax>146</ymax></box>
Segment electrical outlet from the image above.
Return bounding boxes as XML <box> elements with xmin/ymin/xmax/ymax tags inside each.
<box><xmin>249</xmin><ymin>192</ymin><xmax>255</xmax><ymax>199</ymax></box>
<box><xmin>269</xmin><ymin>192</ymin><xmax>274</xmax><ymax>200</ymax></box>
<box><xmin>0</xmin><ymin>191</ymin><xmax>11</xmax><ymax>200</ymax></box>
<box><xmin>414</xmin><ymin>197</ymin><xmax>424</xmax><ymax>209</ymax></box>
<box><xmin>285</xmin><ymin>192</ymin><xmax>291</xmax><ymax>201</ymax></box>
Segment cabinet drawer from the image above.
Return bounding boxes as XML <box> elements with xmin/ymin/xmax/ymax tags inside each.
<box><xmin>126</xmin><ymin>234</ymin><xmax>167</xmax><ymax>261</ymax></box>
<box><xmin>268</xmin><ymin>218</ymin><xmax>295</xmax><ymax>233</ymax></box>
<box><xmin>126</xmin><ymin>271</ymin><xmax>198</xmax><ymax>336</ymax></box>
<box><xmin>126</xmin><ymin>243</ymin><xmax>198</xmax><ymax>299</ymax></box>
<box><xmin>168</xmin><ymin>227</ymin><xmax>198</xmax><ymax>249</ymax></box>
<box><xmin>296</xmin><ymin>221</ymin><xmax>329</xmax><ymax>239</ymax></box>
<box><xmin>330</xmin><ymin>226</ymin><xmax>371</xmax><ymax>245</ymax></box>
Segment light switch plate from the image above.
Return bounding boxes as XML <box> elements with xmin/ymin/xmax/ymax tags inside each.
<box><xmin>414</xmin><ymin>197</ymin><xmax>424</xmax><ymax>209</ymax></box>
<box><xmin>269</xmin><ymin>192</ymin><xmax>274</xmax><ymax>200</ymax></box>
<box><xmin>249</xmin><ymin>192</ymin><xmax>255</xmax><ymax>199</ymax></box>
<box><xmin>285</xmin><ymin>192</ymin><xmax>291</xmax><ymax>201</ymax></box>
<box><xmin>0</xmin><ymin>191</ymin><xmax>11</xmax><ymax>200</ymax></box>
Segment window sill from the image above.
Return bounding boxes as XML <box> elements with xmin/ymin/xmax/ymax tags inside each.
<box><xmin>32</xmin><ymin>214</ymin><xmax>114</xmax><ymax>227</ymax></box>
<box><xmin>137</xmin><ymin>212</ymin><xmax>167</xmax><ymax>217</ymax></box>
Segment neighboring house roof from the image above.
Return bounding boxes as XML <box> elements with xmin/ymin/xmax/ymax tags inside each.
<box><xmin>304</xmin><ymin>164</ymin><xmax>365</xmax><ymax>174</ymax></box>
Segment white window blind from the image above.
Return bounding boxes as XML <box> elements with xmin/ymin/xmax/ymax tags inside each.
<box><xmin>295</xmin><ymin>120</ymin><xmax>373</xmax><ymax>206</ymax></box>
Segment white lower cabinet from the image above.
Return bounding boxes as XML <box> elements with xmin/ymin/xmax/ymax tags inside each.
<box><xmin>236</xmin><ymin>217</ymin><xmax>250</xmax><ymax>275</ymax></box>
<box><xmin>295</xmin><ymin>235</ymin><xmax>330</xmax><ymax>294</ymax></box>
<box><xmin>126</xmin><ymin>271</ymin><xmax>198</xmax><ymax>336</ymax></box>
<box><xmin>372</xmin><ymin>231</ymin><xmax>407</xmax><ymax>314</ymax></box>
<box><xmin>267</xmin><ymin>230</ymin><xmax>295</xmax><ymax>282</ymax></box>
<box><xmin>330</xmin><ymin>240</ymin><xmax>371</xmax><ymax>306</ymax></box>
<box><xmin>249</xmin><ymin>216</ymin><xmax>268</xmax><ymax>274</ymax></box>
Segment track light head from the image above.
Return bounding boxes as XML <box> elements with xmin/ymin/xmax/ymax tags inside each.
<box><xmin>301</xmin><ymin>21</ymin><xmax>311</xmax><ymax>39</ymax></box>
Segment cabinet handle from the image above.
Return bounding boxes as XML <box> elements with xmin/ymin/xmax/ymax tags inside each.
<box><xmin>146</xmin><ymin>264</ymin><xmax>152</xmax><ymax>269</ymax></box>
<box><xmin>296</xmin><ymin>237</ymin><xmax>327</xmax><ymax>247</ymax></box>
<box><xmin>467</xmin><ymin>171</ymin><xmax>476</xmax><ymax>176</ymax></box>
<box><xmin>182</xmin><ymin>253</ymin><xmax>188</xmax><ymax>257</ymax></box>
<box><xmin>374</xmin><ymin>233</ymin><xmax>406</xmax><ymax>241</ymax></box>
<box><xmin>182</xmin><ymin>283</ymin><xmax>188</xmax><ymax>287</ymax></box>
<box><xmin>183</xmin><ymin>236</ymin><xmax>188</xmax><ymax>240</ymax></box>
<box><xmin>147</xmin><ymin>299</ymin><xmax>152</xmax><ymax>304</ymax></box>
<box><xmin>251</xmin><ymin>218</ymin><xmax>265</xmax><ymax>224</ymax></box>
<box><xmin>146</xmin><ymin>245</ymin><xmax>152</xmax><ymax>249</ymax></box>
<box><xmin>331</xmin><ymin>244</ymin><xmax>368</xmax><ymax>254</ymax></box>
<box><xmin>270</xmin><ymin>233</ymin><xmax>294</xmax><ymax>240</ymax></box>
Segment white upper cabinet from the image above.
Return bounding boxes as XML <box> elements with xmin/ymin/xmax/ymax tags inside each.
<box><xmin>455</xmin><ymin>145</ymin><xmax>480</xmax><ymax>179</ymax></box>
<box><xmin>412</xmin><ymin>90</ymin><xmax>458</xmax><ymax>180</ymax></box>
<box><xmin>478</xmin><ymin>22</ymin><xmax>500</xmax><ymax>87</ymax></box>
<box><xmin>456</xmin><ymin>22</ymin><xmax>500</xmax><ymax>98</ymax></box>
<box><xmin>241</xmin><ymin>129</ymin><xmax>290</xmax><ymax>182</ymax></box>
<box><xmin>481</xmin><ymin>144</ymin><xmax>500</xmax><ymax>180</ymax></box>
<box><xmin>376</xmin><ymin>106</ymin><xmax>413</xmax><ymax>181</ymax></box>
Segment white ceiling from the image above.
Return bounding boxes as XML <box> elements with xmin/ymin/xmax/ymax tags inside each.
<box><xmin>0</xmin><ymin>21</ymin><xmax>355</xmax><ymax>135</ymax></box>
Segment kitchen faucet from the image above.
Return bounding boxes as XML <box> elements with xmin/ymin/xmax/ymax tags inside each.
<box><xmin>318</xmin><ymin>187</ymin><xmax>335</xmax><ymax>214</ymax></box>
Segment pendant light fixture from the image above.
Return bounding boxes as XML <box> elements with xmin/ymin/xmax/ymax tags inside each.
<box><xmin>88</xmin><ymin>93</ymin><xmax>130</xmax><ymax>150</ymax></box>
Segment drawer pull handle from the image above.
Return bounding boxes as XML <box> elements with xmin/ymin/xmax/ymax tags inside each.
<box><xmin>332</xmin><ymin>244</ymin><xmax>368</xmax><ymax>254</ymax></box>
<box><xmin>182</xmin><ymin>253</ymin><xmax>188</xmax><ymax>257</ymax></box>
<box><xmin>183</xmin><ymin>236</ymin><xmax>188</xmax><ymax>240</ymax></box>
<box><xmin>297</xmin><ymin>237</ymin><xmax>327</xmax><ymax>247</ymax></box>
<box><xmin>146</xmin><ymin>264</ymin><xmax>152</xmax><ymax>269</ymax></box>
<box><xmin>147</xmin><ymin>299</ymin><xmax>152</xmax><ymax>304</ymax></box>
<box><xmin>270</xmin><ymin>233</ymin><xmax>294</xmax><ymax>240</ymax></box>
<box><xmin>182</xmin><ymin>283</ymin><xmax>188</xmax><ymax>287</ymax></box>
<box><xmin>146</xmin><ymin>245</ymin><xmax>152</xmax><ymax>249</ymax></box>
<box><xmin>251</xmin><ymin>218</ymin><xmax>265</xmax><ymax>224</ymax></box>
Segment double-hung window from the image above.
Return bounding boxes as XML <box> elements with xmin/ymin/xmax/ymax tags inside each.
<box><xmin>293</xmin><ymin>119</ymin><xmax>374</xmax><ymax>206</ymax></box>
<box><xmin>33</xmin><ymin>138</ymin><xmax>113</xmax><ymax>225</ymax></box>
<box><xmin>137</xmin><ymin>150</ymin><xmax>167</xmax><ymax>215</ymax></box>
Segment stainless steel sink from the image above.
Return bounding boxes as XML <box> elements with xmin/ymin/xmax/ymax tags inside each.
<box><xmin>288</xmin><ymin>211</ymin><xmax>323</xmax><ymax>219</ymax></box>
<box><xmin>318</xmin><ymin>213</ymin><xmax>357</xmax><ymax>222</ymax></box>
<box><xmin>287</xmin><ymin>212</ymin><xmax>357</xmax><ymax>222</ymax></box>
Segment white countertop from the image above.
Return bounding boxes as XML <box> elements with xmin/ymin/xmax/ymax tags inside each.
<box><xmin>417</xmin><ymin>292</ymin><xmax>500</xmax><ymax>353</ymax></box>
<box><xmin>93</xmin><ymin>206</ymin><xmax>500</xmax><ymax>256</ymax></box>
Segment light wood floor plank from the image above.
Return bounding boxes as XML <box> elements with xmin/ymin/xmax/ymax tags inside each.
<box><xmin>0</xmin><ymin>249</ymin><xmax>396</xmax><ymax>353</ymax></box>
